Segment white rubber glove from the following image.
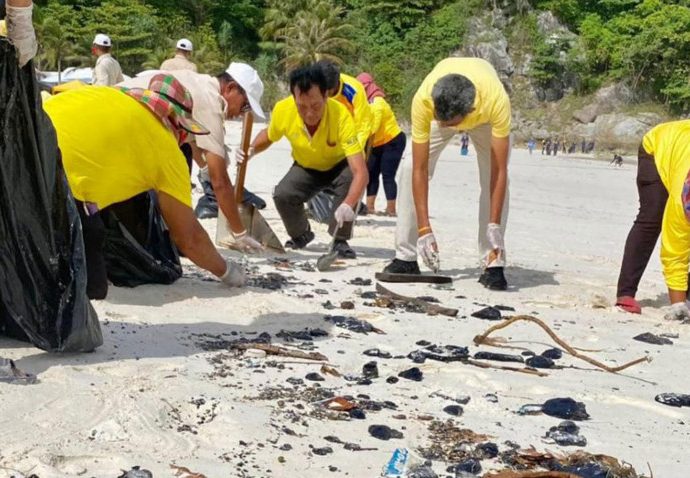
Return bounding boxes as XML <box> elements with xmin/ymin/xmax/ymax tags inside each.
<box><xmin>486</xmin><ymin>223</ymin><xmax>504</xmax><ymax>251</ymax></box>
<box><xmin>234</xmin><ymin>230</ymin><xmax>264</xmax><ymax>253</ymax></box>
<box><xmin>417</xmin><ymin>232</ymin><xmax>440</xmax><ymax>273</ymax></box>
<box><xmin>6</xmin><ymin>4</ymin><xmax>38</xmax><ymax>67</ymax></box>
<box><xmin>219</xmin><ymin>259</ymin><xmax>246</xmax><ymax>287</ymax></box>
<box><xmin>235</xmin><ymin>147</ymin><xmax>254</xmax><ymax>165</ymax></box>
<box><xmin>334</xmin><ymin>203</ymin><xmax>355</xmax><ymax>228</ymax></box>
<box><xmin>664</xmin><ymin>302</ymin><xmax>690</xmax><ymax>322</ymax></box>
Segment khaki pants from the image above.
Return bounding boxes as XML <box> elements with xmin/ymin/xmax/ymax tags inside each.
<box><xmin>394</xmin><ymin>123</ymin><xmax>510</xmax><ymax>268</ymax></box>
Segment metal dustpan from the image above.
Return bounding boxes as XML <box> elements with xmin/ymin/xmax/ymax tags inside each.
<box><xmin>216</xmin><ymin>112</ymin><xmax>285</xmax><ymax>253</ymax></box>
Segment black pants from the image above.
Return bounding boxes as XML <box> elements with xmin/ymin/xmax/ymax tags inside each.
<box><xmin>274</xmin><ymin>160</ymin><xmax>354</xmax><ymax>240</ymax></box>
<box><xmin>367</xmin><ymin>132</ymin><xmax>406</xmax><ymax>200</ymax></box>
<box><xmin>76</xmin><ymin>201</ymin><xmax>108</xmax><ymax>300</ymax></box>
<box><xmin>616</xmin><ymin>145</ymin><xmax>667</xmax><ymax>297</ymax></box>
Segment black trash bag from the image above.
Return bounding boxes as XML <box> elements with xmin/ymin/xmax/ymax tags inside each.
<box><xmin>0</xmin><ymin>39</ymin><xmax>102</xmax><ymax>352</ymax></box>
<box><xmin>100</xmin><ymin>191</ymin><xmax>182</xmax><ymax>288</ymax></box>
<box><xmin>308</xmin><ymin>189</ymin><xmax>336</xmax><ymax>224</ymax></box>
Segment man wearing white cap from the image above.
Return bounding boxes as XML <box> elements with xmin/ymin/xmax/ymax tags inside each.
<box><xmin>119</xmin><ymin>62</ymin><xmax>267</xmax><ymax>252</ymax></box>
<box><xmin>160</xmin><ymin>38</ymin><xmax>197</xmax><ymax>72</ymax></box>
<box><xmin>92</xmin><ymin>33</ymin><xmax>123</xmax><ymax>86</ymax></box>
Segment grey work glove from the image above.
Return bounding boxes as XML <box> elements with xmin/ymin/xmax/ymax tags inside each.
<box><xmin>664</xmin><ymin>302</ymin><xmax>690</xmax><ymax>322</ymax></box>
<box><xmin>234</xmin><ymin>230</ymin><xmax>264</xmax><ymax>253</ymax></box>
<box><xmin>417</xmin><ymin>232</ymin><xmax>440</xmax><ymax>273</ymax></box>
<box><xmin>219</xmin><ymin>259</ymin><xmax>246</xmax><ymax>288</ymax></box>
<box><xmin>6</xmin><ymin>3</ymin><xmax>38</xmax><ymax>67</ymax></box>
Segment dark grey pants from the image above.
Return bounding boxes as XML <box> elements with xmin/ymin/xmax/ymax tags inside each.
<box><xmin>274</xmin><ymin>160</ymin><xmax>354</xmax><ymax>241</ymax></box>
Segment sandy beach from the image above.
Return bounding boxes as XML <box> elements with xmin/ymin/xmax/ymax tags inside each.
<box><xmin>1</xmin><ymin>122</ymin><xmax>687</xmax><ymax>478</ymax></box>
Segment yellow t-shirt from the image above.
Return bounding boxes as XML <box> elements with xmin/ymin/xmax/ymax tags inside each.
<box><xmin>333</xmin><ymin>73</ymin><xmax>373</xmax><ymax>149</ymax></box>
<box><xmin>43</xmin><ymin>86</ymin><xmax>191</xmax><ymax>209</ymax></box>
<box><xmin>411</xmin><ymin>57</ymin><xmax>511</xmax><ymax>144</ymax></box>
<box><xmin>267</xmin><ymin>96</ymin><xmax>362</xmax><ymax>172</ymax></box>
<box><xmin>643</xmin><ymin>120</ymin><xmax>690</xmax><ymax>291</ymax></box>
<box><xmin>370</xmin><ymin>96</ymin><xmax>402</xmax><ymax>147</ymax></box>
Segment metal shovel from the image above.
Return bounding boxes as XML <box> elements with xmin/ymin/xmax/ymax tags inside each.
<box><xmin>215</xmin><ymin>111</ymin><xmax>285</xmax><ymax>253</ymax></box>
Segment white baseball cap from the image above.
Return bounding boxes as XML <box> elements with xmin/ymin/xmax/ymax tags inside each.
<box><xmin>93</xmin><ymin>34</ymin><xmax>112</xmax><ymax>47</ymax></box>
<box><xmin>176</xmin><ymin>38</ymin><xmax>193</xmax><ymax>52</ymax></box>
<box><xmin>226</xmin><ymin>62</ymin><xmax>265</xmax><ymax>120</ymax></box>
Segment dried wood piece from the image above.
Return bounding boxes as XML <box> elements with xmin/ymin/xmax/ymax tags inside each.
<box><xmin>464</xmin><ymin>358</ymin><xmax>549</xmax><ymax>377</ymax></box>
<box><xmin>375</xmin><ymin>283</ymin><xmax>458</xmax><ymax>317</ymax></box>
<box><xmin>484</xmin><ymin>472</ymin><xmax>580</xmax><ymax>478</ymax></box>
<box><xmin>233</xmin><ymin>343</ymin><xmax>328</xmax><ymax>362</ymax></box>
<box><xmin>474</xmin><ymin>315</ymin><xmax>650</xmax><ymax>373</ymax></box>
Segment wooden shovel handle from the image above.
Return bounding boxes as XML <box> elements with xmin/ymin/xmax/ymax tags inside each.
<box><xmin>235</xmin><ymin>111</ymin><xmax>254</xmax><ymax>204</ymax></box>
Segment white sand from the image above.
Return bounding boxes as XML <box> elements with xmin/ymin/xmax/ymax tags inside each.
<box><xmin>1</xmin><ymin>124</ymin><xmax>687</xmax><ymax>478</ymax></box>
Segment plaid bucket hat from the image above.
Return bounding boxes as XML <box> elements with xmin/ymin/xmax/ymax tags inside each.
<box><xmin>119</xmin><ymin>74</ymin><xmax>209</xmax><ymax>136</ymax></box>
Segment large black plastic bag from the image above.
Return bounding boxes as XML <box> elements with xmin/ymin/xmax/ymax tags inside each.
<box><xmin>0</xmin><ymin>39</ymin><xmax>102</xmax><ymax>352</ymax></box>
<box><xmin>308</xmin><ymin>189</ymin><xmax>336</xmax><ymax>224</ymax></box>
<box><xmin>101</xmin><ymin>191</ymin><xmax>182</xmax><ymax>288</ymax></box>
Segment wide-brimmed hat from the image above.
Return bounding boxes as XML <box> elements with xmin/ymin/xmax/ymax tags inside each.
<box><xmin>226</xmin><ymin>62</ymin><xmax>265</xmax><ymax>120</ymax></box>
<box><xmin>120</xmin><ymin>74</ymin><xmax>209</xmax><ymax>135</ymax></box>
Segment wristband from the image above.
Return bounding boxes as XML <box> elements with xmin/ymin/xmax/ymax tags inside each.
<box><xmin>418</xmin><ymin>226</ymin><xmax>432</xmax><ymax>235</ymax></box>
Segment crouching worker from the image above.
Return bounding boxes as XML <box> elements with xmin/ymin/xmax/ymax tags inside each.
<box><xmin>237</xmin><ymin>64</ymin><xmax>368</xmax><ymax>256</ymax></box>
<box><xmin>615</xmin><ymin>120</ymin><xmax>690</xmax><ymax>319</ymax></box>
<box><xmin>44</xmin><ymin>74</ymin><xmax>246</xmax><ymax>299</ymax></box>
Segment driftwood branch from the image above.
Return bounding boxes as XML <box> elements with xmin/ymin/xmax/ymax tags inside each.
<box><xmin>233</xmin><ymin>343</ymin><xmax>328</xmax><ymax>362</ymax></box>
<box><xmin>484</xmin><ymin>472</ymin><xmax>580</xmax><ymax>478</ymax></box>
<box><xmin>473</xmin><ymin>315</ymin><xmax>650</xmax><ymax>373</ymax></box>
<box><xmin>464</xmin><ymin>358</ymin><xmax>549</xmax><ymax>377</ymax></box>
<box><xmin>376</xmin><ymin>283</ymin><xmax>458</xmax><ymax>317</ymax></box>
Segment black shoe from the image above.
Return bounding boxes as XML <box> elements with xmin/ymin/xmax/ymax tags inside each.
<box><xmin>383</xmin><ymin>258</ymin><xmax>421</xmax><ymax>275</ymax></box>
<box><xmin>285</xmin><ymin>230</ymin><xmax>315</xmax><ymax>250</ymax></box>
<box><xmin>243</xmin><ymin>188</ymin><xmax>266</xmax><ymax>210</ymax></box>
<box><xmin>333</xmin><ymin>240</ymin><xmax>356</xmax><ymax>259</ymax></box>
<box><xmin>479</xmin><ymin>267</ymin><xmax>507</xmax><ymax>291</ymax></box>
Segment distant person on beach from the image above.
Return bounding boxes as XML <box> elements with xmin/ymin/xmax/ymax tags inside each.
<box><xmin>460</xmin><ymin>132</ymin><xmax>470</xmax><ymax>156</ymax></box>
<box><xmin>160</xmin><ymin>38</ymin><xmax>198</xmax><ymax>72</ymax></box>
<box><xmin>527</xmin><ymin>138</ymin><xmax>536</xmax><ymax>155</ymax></box>
<box><xmin>568</xmin><ymin>141</ymin><xmax>576</xmax><ymax>154</ymax></box>
<box><xmin>120</xmin><ymin>63</ymin><xmax>266</xmax><ymax>251</ymax></box>
<box><xmin>357</xmin><ymin>72</ymin><xmax>406</xmax><ymax>217</ymax></box>
<box><xmin>586</xmin><ymin>140</ymin><xmax>595</xmax><ymax>153</ymax></box>
<box><xmin>91</xmin><ymin>33</ymin><xmax>123</xmax><ymax>86</ymax></box>
<box><xmin>44</xmin><ymin>75</ymin><xmax>247</xmax><ymax>297</ymax></box>
<box><xmin>545</xmin><ymin>138</ymin><xmax>552</xmax><ymax>156</ymax></box>
<box><xmin>240</xmin><ymin>64</ymin><xmax>368</xmax><ymax>259</ymax></box>
<box><xmin>552</xmin><ymin>138</ymin><xmax>560</xmax><ymax>156</ymax></box>
<box><xmin>610</xmin><ymin>153</ymin><xmax>623</xmax><ymax>167</ymax></box>
<box><xmin>581</xmin><ymin>138</ymin><xmax>586</xmax><ymax>153</ymax></box>
<box><xmin>381</xmin><ymin>57</ymin><xmax>511</xmax><ymax>291</ymax></box>
<box><xmin>615</xmin><ymin>120</ymin><xmax>690</xmax><ymax>318</ymax></box>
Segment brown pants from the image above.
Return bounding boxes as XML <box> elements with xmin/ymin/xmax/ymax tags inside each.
<box><xmin>616</xmin><ymin>146</ymin><xmax>667</xmax><ymax>297</ymax></box>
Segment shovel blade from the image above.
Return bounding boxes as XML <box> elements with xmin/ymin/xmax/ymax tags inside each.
<box><xmin>316</xmin><ymin>251</ymin><xmax>339</xmax><ymax>272</ymax></box>
<box><xmin>216</xmin><ymin>205</ymin><xmax>285</xmax><ymax>254</ymax></box>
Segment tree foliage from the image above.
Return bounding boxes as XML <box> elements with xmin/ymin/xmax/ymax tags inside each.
<box><xmin>31</xmin><ymin>0</ymin><xmax>690</xmax><ymax>114</ymax></box>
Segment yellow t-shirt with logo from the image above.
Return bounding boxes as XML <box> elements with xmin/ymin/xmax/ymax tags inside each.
<box><xmin>267</xmin><ymin>96</ymin><xmax>362</xmax><ymax>172</ymax></box>
<box><xmin>370</xmin><ymin>96</ymin><xmax>402</xmax><ymax>147</ymax></box>
<box><xmin>334</xmin><ymin>73</ymin><xmax>373</xmax><ymax>149</ymax></box>
<box><xmin>411</xmin><ymin>58</ymin><xmax>511</xmax><ymax>143</ymax></box>
<box><xmin>44</xmin><ymin>86</ymin><xmax>191</xmax><ymax>209</ymax></box>
<box><xmin>643</xmin><ymin>120</ymin><xmax>690</xmax><ymax>291</ymax></box>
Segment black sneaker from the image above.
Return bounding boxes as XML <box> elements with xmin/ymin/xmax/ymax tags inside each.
<box><xmin>333</xmin><ymin>240</ymin><xmax>356</xmax><ymax>259</ymax></box>
<box><xmin>285</xmin><ymin>229</ymin><xmax>315</xmax><ymax>250</ymax></box>
<box><xmin>383</xmin><ymin>259</ymin><xmax>421</xmax><ymax>275</ymax></box>
<box><xmin>479</xmin><ymin>267</ymin><xmax>507</xmax><ymax>291</ymax></box>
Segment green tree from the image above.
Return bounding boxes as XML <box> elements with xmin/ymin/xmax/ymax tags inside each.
<box><xmin>34</xmin><ymin>1</ymin><xmax>80</xmax><ymax>81</ymax></box>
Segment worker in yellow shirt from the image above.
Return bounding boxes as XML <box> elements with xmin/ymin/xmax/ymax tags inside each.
<box><xmin>357</xmin><ymin>72</ymin><xmax>406</xmax><ymax>216</ymax></box>
<box><xmin>382</xmin><ymin>58</ymin><xmax>512</xmax><ymax>290</ymax></box>
<box><xmin>236</xmin><ymin>64</ymin><xmax>368</xmax><ymax>259</ymax></box>
<box><xmin>44</xmin><ymin>74</ymin><xmax>246</xmax><ymax>298</ymax></box>
<box><xmin>615</xmin><ymin>120</ymin><xmax>690</xmax><ymax>319</ymax></box>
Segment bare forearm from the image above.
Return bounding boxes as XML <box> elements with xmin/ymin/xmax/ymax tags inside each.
<box><xmin>669</xmin><ymin>289</ymin><xmax>687</xmax><ymax>304</ymax></box>
<box><xmin>249</xmin><ymin>129</ymin><xmax>272</xmax><ymax>157</ymax></box>
<box><xmin>489</xmin><ymin>136</ymin><xmax>510</xmax><ymax>224</ymax></box>
<box><xmin>412</xmin><ymin>141</ymin><xmax>431</xmax><ymax>230</ymax></box>
<box><xmin>7</xmin><ymin>0</ymin><xmax>32</xmax><ymax>6</ymax></box>
<box><xmin>345</xmin><ymin>171</ymin><xmax>368</xmax><ymax>209</ymax></box>
<box><xmin>175</xmin><ymin>223</ymin><xmax>226</xmax><ymax>276</ymax></box>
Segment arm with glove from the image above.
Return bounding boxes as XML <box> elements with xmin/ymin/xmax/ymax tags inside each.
<box><xmin>6</xmin><ymin>0</ymin><xmax>37</xmax><ymax>67</ymax></box>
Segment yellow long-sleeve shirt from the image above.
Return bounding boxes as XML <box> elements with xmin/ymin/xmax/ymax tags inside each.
<box><xmin>333</xmin><ymin>73</ymin><xmax>372</xmax><ymax>149</ymax></box>
<box><xmin>644</xmin><ymin>120</ymin><xmax>690</xmax><ymax>291</ymax></box>
<box><xmin>369</xmin><ymin>96</ymin><xmax>402</xmax><ymax>147</ymax></box>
